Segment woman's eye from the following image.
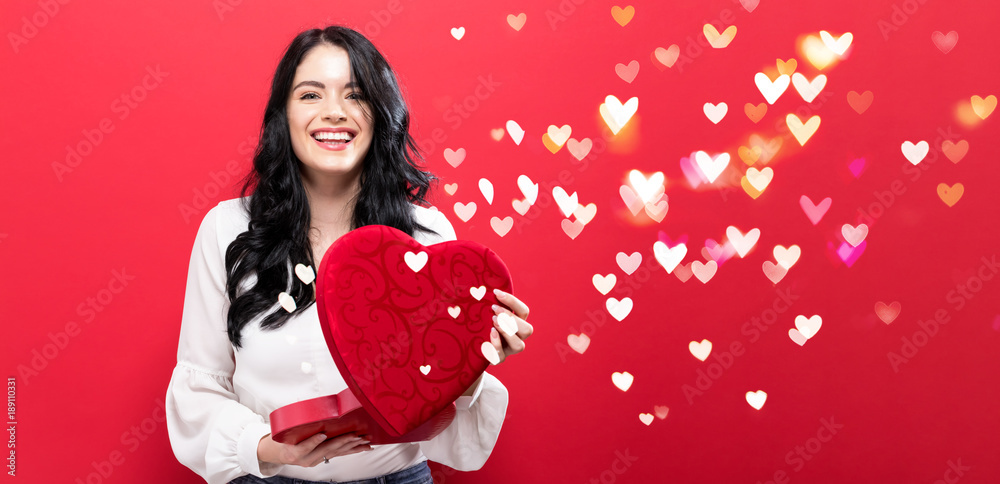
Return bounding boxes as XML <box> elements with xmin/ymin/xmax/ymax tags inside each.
<box><xmin>300</xmin><ymin>92</ymin><xmax>319</xmax><ymax>100</ymax></box>
<box><xmin>348</xmin><ymin>92</ymin><xmax>365</xmax><ymax>101</ymax></box>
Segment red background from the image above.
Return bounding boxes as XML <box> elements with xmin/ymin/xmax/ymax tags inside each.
<box><xmin>3</xmin><ymin>0</ymin><xmax>999</xmax><ymax>483</ymax></box>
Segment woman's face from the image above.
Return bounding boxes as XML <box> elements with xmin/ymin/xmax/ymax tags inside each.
<box><xmin>287</xmin><ymin>44</ymin><xmax>373</xmax><ymax>188</ymax></box>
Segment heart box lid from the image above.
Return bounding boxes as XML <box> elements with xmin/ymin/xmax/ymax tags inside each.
<box><xmin>270</xmin><ymin>224</ymin><xmax>513</xmax><ymax>444</ymax></box>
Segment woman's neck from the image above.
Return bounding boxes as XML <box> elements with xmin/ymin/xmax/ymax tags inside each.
<box><xmin>301</xmin><ymin>171</ymin><xmax>360</xmax><ymax>233</ymax></box>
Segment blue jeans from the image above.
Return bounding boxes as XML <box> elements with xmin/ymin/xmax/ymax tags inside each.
<box><xmin>228</xmin><ymin>461</ymin><xmax>432</xmax><ymax>484</ymax></box>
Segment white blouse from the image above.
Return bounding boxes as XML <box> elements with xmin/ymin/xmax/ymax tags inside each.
<box><xmin>165</xmin><ymin>197</ymin><xmax>508</xmax><ymax>484</ymax></box>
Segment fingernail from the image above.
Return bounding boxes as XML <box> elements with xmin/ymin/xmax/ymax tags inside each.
<box><xmin>491</xmin><ymin>328</ymin><xmax>499</xmax><ymax>339</ymax></box>
<box><xmin>359</xmin><ymin>440</ymin><xmax>370</xmax><ymax>445</ymax></box>
<box><xmin>491</xmin><ymin>304</ymin><xmax>500</xmax><ymax>312</ymax></box>
<box><xmin>493</xmin><ymin>288</ymin><xmax>504</xmax><ymax>296</ymax></box>
<box><xmin>492</xmin><ymin>314</ymin><xmax>497</xmax><ymax>323</ymax></box>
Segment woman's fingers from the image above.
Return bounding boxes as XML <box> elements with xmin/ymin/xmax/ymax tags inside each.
<box><xmin>261</xmin><ymin>431</ymin><xmax>375</xmax><ymax>467</ymax></box>
<box><xmin>314</xmin><ymin>433</ymin><xmax>372</xmax><ymax>461</ymax></box>
<box><xmin>278</xmin><ymin>432</ymin><xmax>331</xmax><ymax>466</ymax></box>
<box><xmin>493</xmin><ymin>289</ymin><xmax>529</xmax><ymax>321</ymax></box>
<box><xmin>488</xmin><ymin>327</ymin><xmax>508</xmax><ymax>364</ymax></box>
<box><xmin>295</xmin><ymin>432</ymin><xmax>372</xmax><ymax>467</ymax></box>
<box><xmin>515</xmin><ymin>317</ymin><xmax>533</xmax><ymax>341</ymax></box>
<box><xmin>492</xmin><ymin>290</ymin><xmax>534</xmax><ymax>341</ymax></box>
<box><xmin>306</xmin><ymin>432</ymin><xmax>330</xmax><ymax>449</ymax></box>
<box><xmin>492</xmin><ymin>314</ymin><xmax>526</xmax><ymax>356</ymax></box>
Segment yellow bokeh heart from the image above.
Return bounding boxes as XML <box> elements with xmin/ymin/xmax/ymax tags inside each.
<box><xmin>704</xmin><ymin>24</ymin><xmax>737</xmax><ymax>48</ymax></box>
<box><xmin>739</xmin><ymin>146</ymin><xmax>763</xmax><ymax>166</ymax></box>
<box><xmin>543</xmin><ymin>124</ymin><xmax>573</xmax><ymax>153</ymax></box>
<box><xmin>547</xmin><ymin>124</ymin><xmax>572</xmax><ymax>146</ymax></box>
<box><xmin>741</xmin><ymin>167</ymin><xmax>773</xmax><ymax>199</ymax></box>
<box><xmin>611</xmin><ymin>5</ymin><xmax>635</xmax><ymax>26</ymax></box>
<box><xmin>776</xmin><ymin>58</ymin><xmax>797</xmax><ymax>76</ymax></box>
<box><xmin>542</xmin><ymin>134</ymin><xmax>561</xmax><ymax>154</ymax></box>
<box><xmin>786</xmin><ymin>114</ymin><xmax>821</xmax><ymax>146</ymax></box>
<box><xmin>937</xmin><ymin>183</ymin><xmax>964</xmax><ymax>207</ymax></box>
<box><xmin>801</xmin><ymin>35</ymin><xmax>837</xmax><ymax>70</ymax></box>
<box><xmin>971</xmin><ymin>95</ymin><xmax>997</xmax><ymax>119</ymax></box>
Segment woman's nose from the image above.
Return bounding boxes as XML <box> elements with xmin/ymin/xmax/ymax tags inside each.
<box><xmin>322</xmin><ymin>98</ymin><xmax>347</xmax><ymax>121</ymax></box>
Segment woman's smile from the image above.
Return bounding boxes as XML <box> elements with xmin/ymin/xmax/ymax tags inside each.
<box><xmin>310</xmin><ymin>127</ymin><xmax>357</xmax><ymax>151</ymax></box>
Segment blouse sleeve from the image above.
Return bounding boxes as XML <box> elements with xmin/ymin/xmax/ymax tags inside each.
<box><xmin>165</xmin><ymin>204</ymin><xmax>285</xmax><ymax>484</ymax></box>
<box><xmin>417</xmin><ymin>208</ymin><xmax>510</xmax><ymax>470</ymax></box>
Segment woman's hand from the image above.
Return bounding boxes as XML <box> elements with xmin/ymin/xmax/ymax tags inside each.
<box><xmin>257</xmin><ymin>432</ymin><xmax>372</xmax><ymax>467</ymax></box>
<box><xmin>487</xmin><ymin>288</ymin><xmax>534</xmax><ymax>364</ymax></box>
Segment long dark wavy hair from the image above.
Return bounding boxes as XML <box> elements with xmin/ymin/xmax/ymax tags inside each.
<box><xmin>225</xmin><ymin>26</ymin><xmax>437</xmax><ymax>348</ymax></box>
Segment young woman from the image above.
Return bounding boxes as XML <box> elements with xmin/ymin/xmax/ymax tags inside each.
<box><xmin>166</xmin><ymin>26</ymin><xmax>532</xmax><ymax>484</ymax></box>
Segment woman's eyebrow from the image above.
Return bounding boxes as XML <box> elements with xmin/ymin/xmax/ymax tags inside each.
<box><xmin>291</xmin><ymin>80</ymin><xmax>359</xmax><ymax>91</ymax></box>
<box><xmin>292</xmin><ymin>80</ymin><xmax>325</xmax><ymax>91</ymax></box>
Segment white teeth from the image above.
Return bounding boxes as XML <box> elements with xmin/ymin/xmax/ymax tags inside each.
<box><xmin>313</xmin><ymin>131</ymin><xmax>353</xmax><ymax>141</ymax></box>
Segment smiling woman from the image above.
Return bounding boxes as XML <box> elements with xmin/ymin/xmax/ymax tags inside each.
<box><xmin>164</xmin><ymin>25</ymin><xmax>533</xmax><ymax>484</ymax></box>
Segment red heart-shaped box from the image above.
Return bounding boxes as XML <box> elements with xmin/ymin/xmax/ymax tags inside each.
<box><xmin>269</xmin><ymin>224</ymin><xmax>512</xmax><ymax>444</ymax></box>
